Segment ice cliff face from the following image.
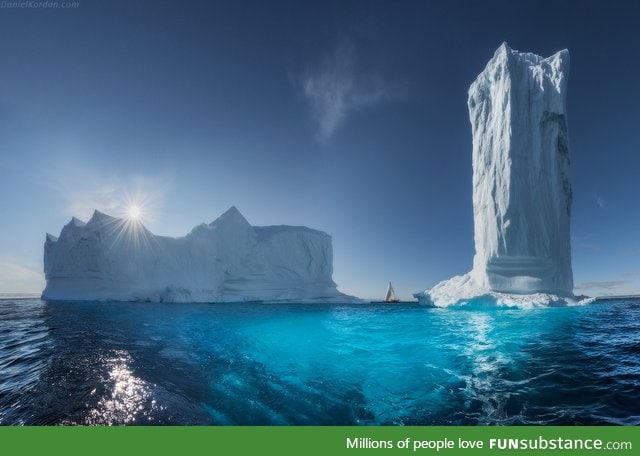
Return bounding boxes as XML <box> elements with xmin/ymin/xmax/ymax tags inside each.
<box><xmin>416</xmin><ymin>43</ymin><xmax>575</xmax><ymax>307</ymax></box>
<box><xmin>43</xmin><ymin>207</ymin><xmax>355</xmax><ymax>303</ymax></box>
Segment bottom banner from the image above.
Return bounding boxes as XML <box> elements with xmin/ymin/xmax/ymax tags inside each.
<box><xmin>1</xmin><ymin>426</ymin><xmax>637</xmax><ymax>456</ymax></box>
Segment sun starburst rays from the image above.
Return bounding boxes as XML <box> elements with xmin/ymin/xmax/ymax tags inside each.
<box><xmin>86</xmin><ymin>190</ymin><xmax>163</xmax><ymax>257</ymax></box>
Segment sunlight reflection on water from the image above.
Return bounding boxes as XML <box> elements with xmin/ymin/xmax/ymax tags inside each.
<box><xmin>84</xmin><ymin>351</ymin><xmax>162</xmax><ymax>425</ymax></box>
<box><xmin>461</xmin><ymin>312</ymin><xmax>512</xmax><ymax>422</ymax></box>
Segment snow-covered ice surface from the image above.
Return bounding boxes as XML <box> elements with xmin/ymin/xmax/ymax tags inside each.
<box><xmin>416</xmin><ymin>273</ymin><xmax>594</xmax><ymax>309</ymax></box>
<box><xmin>417</xmin><ymin>43</ymin><xmax>579</xmax><ymax>308</ymax></box>
<box><xmin>43</xmin><ymin>207</ymin><xmax>357</xmax><ymax>303</ymax></box>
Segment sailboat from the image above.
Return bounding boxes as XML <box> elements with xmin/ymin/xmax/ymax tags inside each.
<box><xmin>383</xmin><ymin>282</ymin><xmax>400</xmax><ymax>303</ymax></box>
<box><xmin>371</xmin><ymin>281</ymin><xmax>417</xmax><ymax>304</ymax></box>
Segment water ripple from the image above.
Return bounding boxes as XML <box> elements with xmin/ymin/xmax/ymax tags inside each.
<box><xmin>0</xmin><ymin>298</ymin><xmax>639</xmax><ymax>425</ymax></box>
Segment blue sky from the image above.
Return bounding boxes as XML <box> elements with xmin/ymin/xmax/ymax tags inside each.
<box><xmin>0</xmin><ymin>0</ymin><xmax>639</xmax><ymax>299</ymax></box>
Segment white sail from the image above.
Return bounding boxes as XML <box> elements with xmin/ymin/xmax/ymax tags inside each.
<box><xmin>384</xmin><ymin>282</ymin><xmax>397</xmax><ymax>302</ymax></box>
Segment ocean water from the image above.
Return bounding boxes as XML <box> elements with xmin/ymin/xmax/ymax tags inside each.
<box><xmin>0</xmin><ymin>298</ymin><xmax>639</xmax><ymax>425</ymax></box>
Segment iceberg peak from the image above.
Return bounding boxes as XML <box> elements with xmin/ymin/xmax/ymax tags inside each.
<box><xmin>87</xmin><ymin>210</ymin><xmax>115</xmax><ymax>226</ymax></box>
<box><xmin>491</xmin><ymin>42</ymin><xmax>520</xmax><ymax>62</ymax></box>
<box><xmin>210</xmin><ymin>206</ymin><xmax>250</xmax><ymax>228</ymax></box>
<box><xmin>496</xmin><ymin>41</ymin><xmax>510</xmax><ymax>54</ymax></box>
<box><xmin>62</xmin><ymin>216</ymin><xmax>86</xmax><ymax>231</ymax></box>
<box><xmin>70</xmin><ymin>216</ymin><xmax>86</xmax><ymax>227</ymax></box>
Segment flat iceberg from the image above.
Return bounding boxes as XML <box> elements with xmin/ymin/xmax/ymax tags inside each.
<box><xmin>416</xmin><ymin>43</ymin><xmax>577</xmax><ymax>307</ymax></box>
<box><xmin>43</xmin><ymin>206</ymin><xmax>357</xmax><ymax>303</ymax></box>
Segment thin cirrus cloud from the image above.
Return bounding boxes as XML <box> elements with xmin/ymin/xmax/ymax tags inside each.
<box><xmin>575</xmin><ymin>280</ymin><xmax>627</xmax><ymax>290</ymax></box>
<box><xmin>43</xmin><ymin>164</ymin><xmax>173</xmax><ymax>227</ymax></box>
<box><xmin>297</xmin><ymin>40</ymin><xmax>405</xmax><ymax>142</ymax></box>
<box><xmin>0</xmin><ymin>256</ymin><xmax>44</xmax><ymax>293</ymax></box>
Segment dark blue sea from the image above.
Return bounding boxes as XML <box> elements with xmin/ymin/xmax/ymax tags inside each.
<box><xmin>1</xmin><ymin>298</ymin><xmax>639</xmax><ymax>425</ymax></box>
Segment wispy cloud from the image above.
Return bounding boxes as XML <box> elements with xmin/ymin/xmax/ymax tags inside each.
<box><xmin>596</xmin><ymin>195</ymin><xmax>605</xmax><ymax>208</ymax></box>
<box><xmin>624</xmin><ymin>271</ymin><xmax>640</xmax><ymax>278</ymax></box>
<box><xmin>616</xmin><ymin>248</ymin><xmax>640</xmax><ymax>257</ymax></box>
<box><xmin>571</xmin><ymin>235</ymin><xmax>640</xmax><ymax>259</ymax></box>
<box><xmin>575</xmin><ymin>280</ymin><xmax>627</xmax><ymax>290</ymax></box>
<box><xmin>297</xmin><ymin>40</ymin><xmax>404</xmax><ymax>142</ymax></box>
<box><xmin>0</xmin><ymin>256</ymin><xmax>44</xmax><ymax>293</ymax></box>
<box><xmin>66</xmin><ymin>183</ymin><xmax>121</xmax><ymax>220</ymax></box>
<box><xmin>45</xmin><ymin>166</ymin><xmax>172</xmax><ymax>224</ymax></box>
<box><xmin>571</xmin><ymin>235</ymin><xmax>604</xmax><ymax>251</ymax></box>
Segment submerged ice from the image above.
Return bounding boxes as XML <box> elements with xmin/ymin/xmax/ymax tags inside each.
<box><xmin>43</xmin><ymin>206</ymin><xmax>354</xmax><ymax>303</ymax></box>
<box><xmin>417</xmin><ymin>43</ymin><xmax>575</xmax><ymax>307</ymax></box>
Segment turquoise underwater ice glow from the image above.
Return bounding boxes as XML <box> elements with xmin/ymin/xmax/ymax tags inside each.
<box><xmin>0</xmin><ymin>298</ymin><xmax>639</xmax><ymax>425</ymax></box>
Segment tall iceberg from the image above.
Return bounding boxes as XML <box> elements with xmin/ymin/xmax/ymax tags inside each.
<box><xmin>42</xmin><ymin>206</ymin><xmax>356</xmax><ymax>303</ymax></box>
<box><xmin>416</xmin><ymin>43</ymin><xmax>575</xmax><ymax>307</ymax></box>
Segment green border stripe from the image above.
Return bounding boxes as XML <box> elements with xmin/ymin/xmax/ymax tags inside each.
<box><xmin>1</xmin><ymin>426</ymin><xmax>638</xmax><ymax>456</ymax></box>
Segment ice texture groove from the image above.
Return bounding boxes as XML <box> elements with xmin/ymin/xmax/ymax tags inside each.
<box><xmin>42</xmin><ymin>207</ymin><xmax>355</xmax><ymax>303</ymax></box>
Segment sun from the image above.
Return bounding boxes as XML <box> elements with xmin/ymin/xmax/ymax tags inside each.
<box><xmin>128</xmin><ymin>205</ymin><xmax>142</xmax><ymax>220</ymax></box>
